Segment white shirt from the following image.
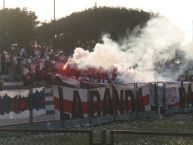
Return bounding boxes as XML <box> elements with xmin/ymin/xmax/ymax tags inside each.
<box><xmin>23</xmin><ymin>67</ymin><xmax>29</xmax><ymax>76</ymax></box>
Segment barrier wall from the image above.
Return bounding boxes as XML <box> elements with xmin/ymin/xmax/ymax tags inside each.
<box><xmin>0</xmin><ymin>87</ymin><xmax>46</xmax><ymax>125</ymax></box>
<box><xmin>53</xmin><ymin>81</ymin><xmax>193</xmax><ymax>120</ymax></box>
<box><xmin>0</xmin><ymin>81</ymin><xmax>193</xmax><ymax>127</ymax></box>
<box><xmin>149</xmin><ymin>82</ymin><xmax>193</xmax><ymax>114</ymax></box>
<box><xmin>53</xmin><ymin>83</ymin><xmax>151</xmax><ymax>120</ymax></box>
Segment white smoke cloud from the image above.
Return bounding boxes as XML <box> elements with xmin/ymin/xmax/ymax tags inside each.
<box><xmin>68</xmin><ymin>17</ymin><xmax>193</xmax><ymax>83</ymax></box>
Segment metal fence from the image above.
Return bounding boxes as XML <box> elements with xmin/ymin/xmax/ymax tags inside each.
<box><xmin>2</xmin><ymin>111</ymin><xmax>158</xmax><ymax>130</ymax></box>
<box><xmin>0</xmin><ymin>128</ymin><xmax>193</xmax><ymax>145</ymax></box>
<box><xmin>0</xmin><ymin>129</ymin><xmax>93</xmax><ymax>145</ymax></box>
<box><xmin>110</xmin><ymin>130</ymin><xmax>193</xmax><ymax>145</ymax></box>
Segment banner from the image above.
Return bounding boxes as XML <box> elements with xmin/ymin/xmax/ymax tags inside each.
<box><xmin>148</xmin><ymin>82</ymin><xmax>193</xmax><ymax>113</ymax></box>
<box><xmin>178</xmin><ymin>82</ymin><xmax>193</xmax><ymax>108</ymax></box>
<box><xmin>0</xmin><ymin>89</ymin><xmax>30</xmax><ymax>119</ymax></box>
<box><xmin>32</xmin><ymin>87</ymin><xmax>46</xmax><ymax>117</ymax></box>
<box><xmin>165</xmin><ymin>83</ymin><xmax>180</xmax><ymax>109</ymax></box>
<box><xmin>53</xmin><ymin>83</ymin><xmax>151</xmax><ymax>119</ymax></box>
<box><xmin>0</xmin><ymin>87</ymin><xmax>45</xmax><ymax>119</ymax></box>
<box><xmin>165</xmin><ymin>82</ymin><xmax>193</xmax><ymax>109</ymax></box>
<box><xmin>53</xmin><ymin>85</ymin><xmax>88</xmax><ymax>120</ymax></box>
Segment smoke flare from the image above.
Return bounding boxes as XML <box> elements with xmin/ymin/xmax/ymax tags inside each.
<box><xmin>68</xmin><ymin>17</ymin><xmax>193</xmax><ymax>83</ymax></box>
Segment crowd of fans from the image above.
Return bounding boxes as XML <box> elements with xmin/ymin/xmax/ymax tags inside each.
<box><xmin>1</xmin><ymin>41</ymin><xmax>193</xmax><ymax>87</ymax></box>
<box><xmin>0</xmin><ymin>42</ymin><xmax>119</xmax><ymax>87</ymax></box>
<box><xmin>0</xmin><ymin>42</ymin><xmax>67</xmax><ymax>86</ymax></box>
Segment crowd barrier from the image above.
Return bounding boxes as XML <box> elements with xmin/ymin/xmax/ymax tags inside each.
<box><xmin>0</xmin><ymin>128</ymin><xmax>192</xmax><ymax>145</ymax></box>
<box><xmin>53</xmin><ymin>81</ymin><xmax>193</xmax><ymax>120</ymax></box>
<box><xmin>0</xmin><ymin>81</ymin><xmax>193</xmax><ymax>128</ymax></box>
<box><xmin>0</xmin><ymin>85</ymin><xmax>55</xmax><ymax>126</ymax></box>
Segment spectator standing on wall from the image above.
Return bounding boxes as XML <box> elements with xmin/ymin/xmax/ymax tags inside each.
<box><xmin>0</xmin><ymin>52</ymin><xmax>5</xmax><ymax>74</ymax></box>
<box><xmin>23</xmin><ymin>65</ymin><xmax>29</xmax><ymax>86</ymax></box>
<box><xmin>5</xmin><ymin>52</ymin><xmax>10</xmax><ymax>74</ymax></box>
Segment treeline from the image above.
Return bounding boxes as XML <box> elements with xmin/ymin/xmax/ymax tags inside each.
<box><xmin>0</xmin><ymin>8</ymin><xmax>38</xmax><ymax>50</ymax></box>
<box><xmin>0</xmin><ymin>7</ymin><xmax>156</xmax><ymax>53</ymax></box>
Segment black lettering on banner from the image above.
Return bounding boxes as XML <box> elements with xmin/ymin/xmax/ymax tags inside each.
<box><xmin>179</xmin><ymin>83</ymin><xmax>186</xmax><ymax>108</ymax></box>
<box><xmin>58</xmin><ymin>87</ymin><xmax>64</xmax><ymax>120</ymax></box>
<box><xmin>125</xmin><ymin>90</ymin><xmax>135</xmax><ymax>113</ymax></box>
<box><xmin>0</xmin><ymin>89</ymin><xmax>45</xmax><ymax>117</ymax></box>
<box><xmin>102</xmin><ymin>88</ymin><xmax>113</xmax><ymax>116</ymax></box>
<box><xmin>0</xmin><ymin>97</ymin><xmax>2</xmax><ymax>114</ymax></box>
<box><xmin>136</xmin><ymin>88</ymin><xmax>145</xmax><ymax>112</ymax></box>
<box><xmin>17</xmin><ymin>95</ymin><xmax>22</xmax><ymax>113</ymax></box>
<box><xmin>187</xmin><ymin>84</ymin><xmax>193</xmax><ymax>107</ymax></box>
<box><xmin>89</xmin><ymin>90</ymin><xmax>101</xmax><ymax>117</ymax></box>
<box><xmin>72</xmin><ymin>90</ymin><xmax>83</xmax><ymax>119</ymax></box>
<box><xmin>119</xmin><ymin>90</ymin><xmax>125</xmax><ymax>114</ymax></box>
<box><xmin>3</xmin><ymin>94</ymin><xmax>11</xmax><ymax>114</ymax></box>
<box><xmin>112</xmin><ymin>87</ymin><xmax>119</xmax><ymax>115</ymax></box>
<box><xmin>112</xmin><ymin>86</ymin><xmax>124</xmax><ymax>115</ymax></box>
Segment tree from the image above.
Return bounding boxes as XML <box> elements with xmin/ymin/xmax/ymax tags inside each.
<box><xmin>35</xmin><ymin>7</ymin><xmax>155</xmax><ymax>54</ymax></box>
<box><xmin>0</xmin><ymin>8</ymin><xmax>38</xmax><ymax>51</ymax></box>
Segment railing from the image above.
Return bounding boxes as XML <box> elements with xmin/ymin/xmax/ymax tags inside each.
<box><xmin>110</xmin><ymin>130</ymin><xmax>193</xmax><ymax>145</ymax></box>
<box><xmin>1</xmin><ymin>111</ymin><xmax>157</xmax><ymax>129</ymax></box>
<box><xmin>0</xmin><ymin>128</ymin><xmax>193</xmax><ymax>145</ymax></box>
<box><xmin>0</xmin><ymin>128</ymin><xmax>93</xmax><ymax>145</ymax></box>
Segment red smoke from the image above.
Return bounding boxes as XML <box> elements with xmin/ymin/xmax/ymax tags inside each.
<box><xmin>60</xmin><ymin>62</ymin><xmax>118</xmax><ymax>82</ymax></box>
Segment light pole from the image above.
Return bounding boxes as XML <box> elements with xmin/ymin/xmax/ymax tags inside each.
<box><xmin>53</xmin><ymin>0</ymin><xmax>56</xmax><ymax>49</ymax></box>
<box><xmin>3</xmin><ymin>0</ymin><xmax>5</xmax><ymax>9</ymax></box>
<box><xmin>95</xmin><ymin>2</ymin><xmax>98</xmax><ymax>41</ymax></box>
<box><xmin>1</xmin><ymin>0</ymin><xmax>5</xmax><ymax>51</ymax></box>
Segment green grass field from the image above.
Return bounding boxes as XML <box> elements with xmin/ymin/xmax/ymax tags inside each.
<box><xmin>94</xmin><ymin>114</ymin><xmax>193</xmax><ymax>131</ymax></box>
<box><xmin>1</xmin><ymin>113</ymin><xmax>193</xmax><ymax>145</ymax></box>
<box><xmin>93</xmin><ymin>113</ymin><xmax>193</xmax><ymax>145</ymax></box>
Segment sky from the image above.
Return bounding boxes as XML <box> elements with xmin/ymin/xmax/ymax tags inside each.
<box><xmin>0</xmin><ymin>0</ymin><xmax>193</xmax><ymax>42</ymax></box>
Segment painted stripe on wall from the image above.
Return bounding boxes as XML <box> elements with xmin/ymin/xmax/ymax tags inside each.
<box><xmin>45</xmin><ymin>105</ymin><xmax>55</xmax><ymax>111</ymax></box>
<box><xmin>45</xmin><ymin>96</ymin><xmax>53</xmax><ymax>102</ymax></box>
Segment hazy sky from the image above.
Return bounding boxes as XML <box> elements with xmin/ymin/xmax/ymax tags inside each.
<box><xmin>0</xmin><ymin>0</ymin><xmax>193</xmax><ymax>42</ymax></box>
